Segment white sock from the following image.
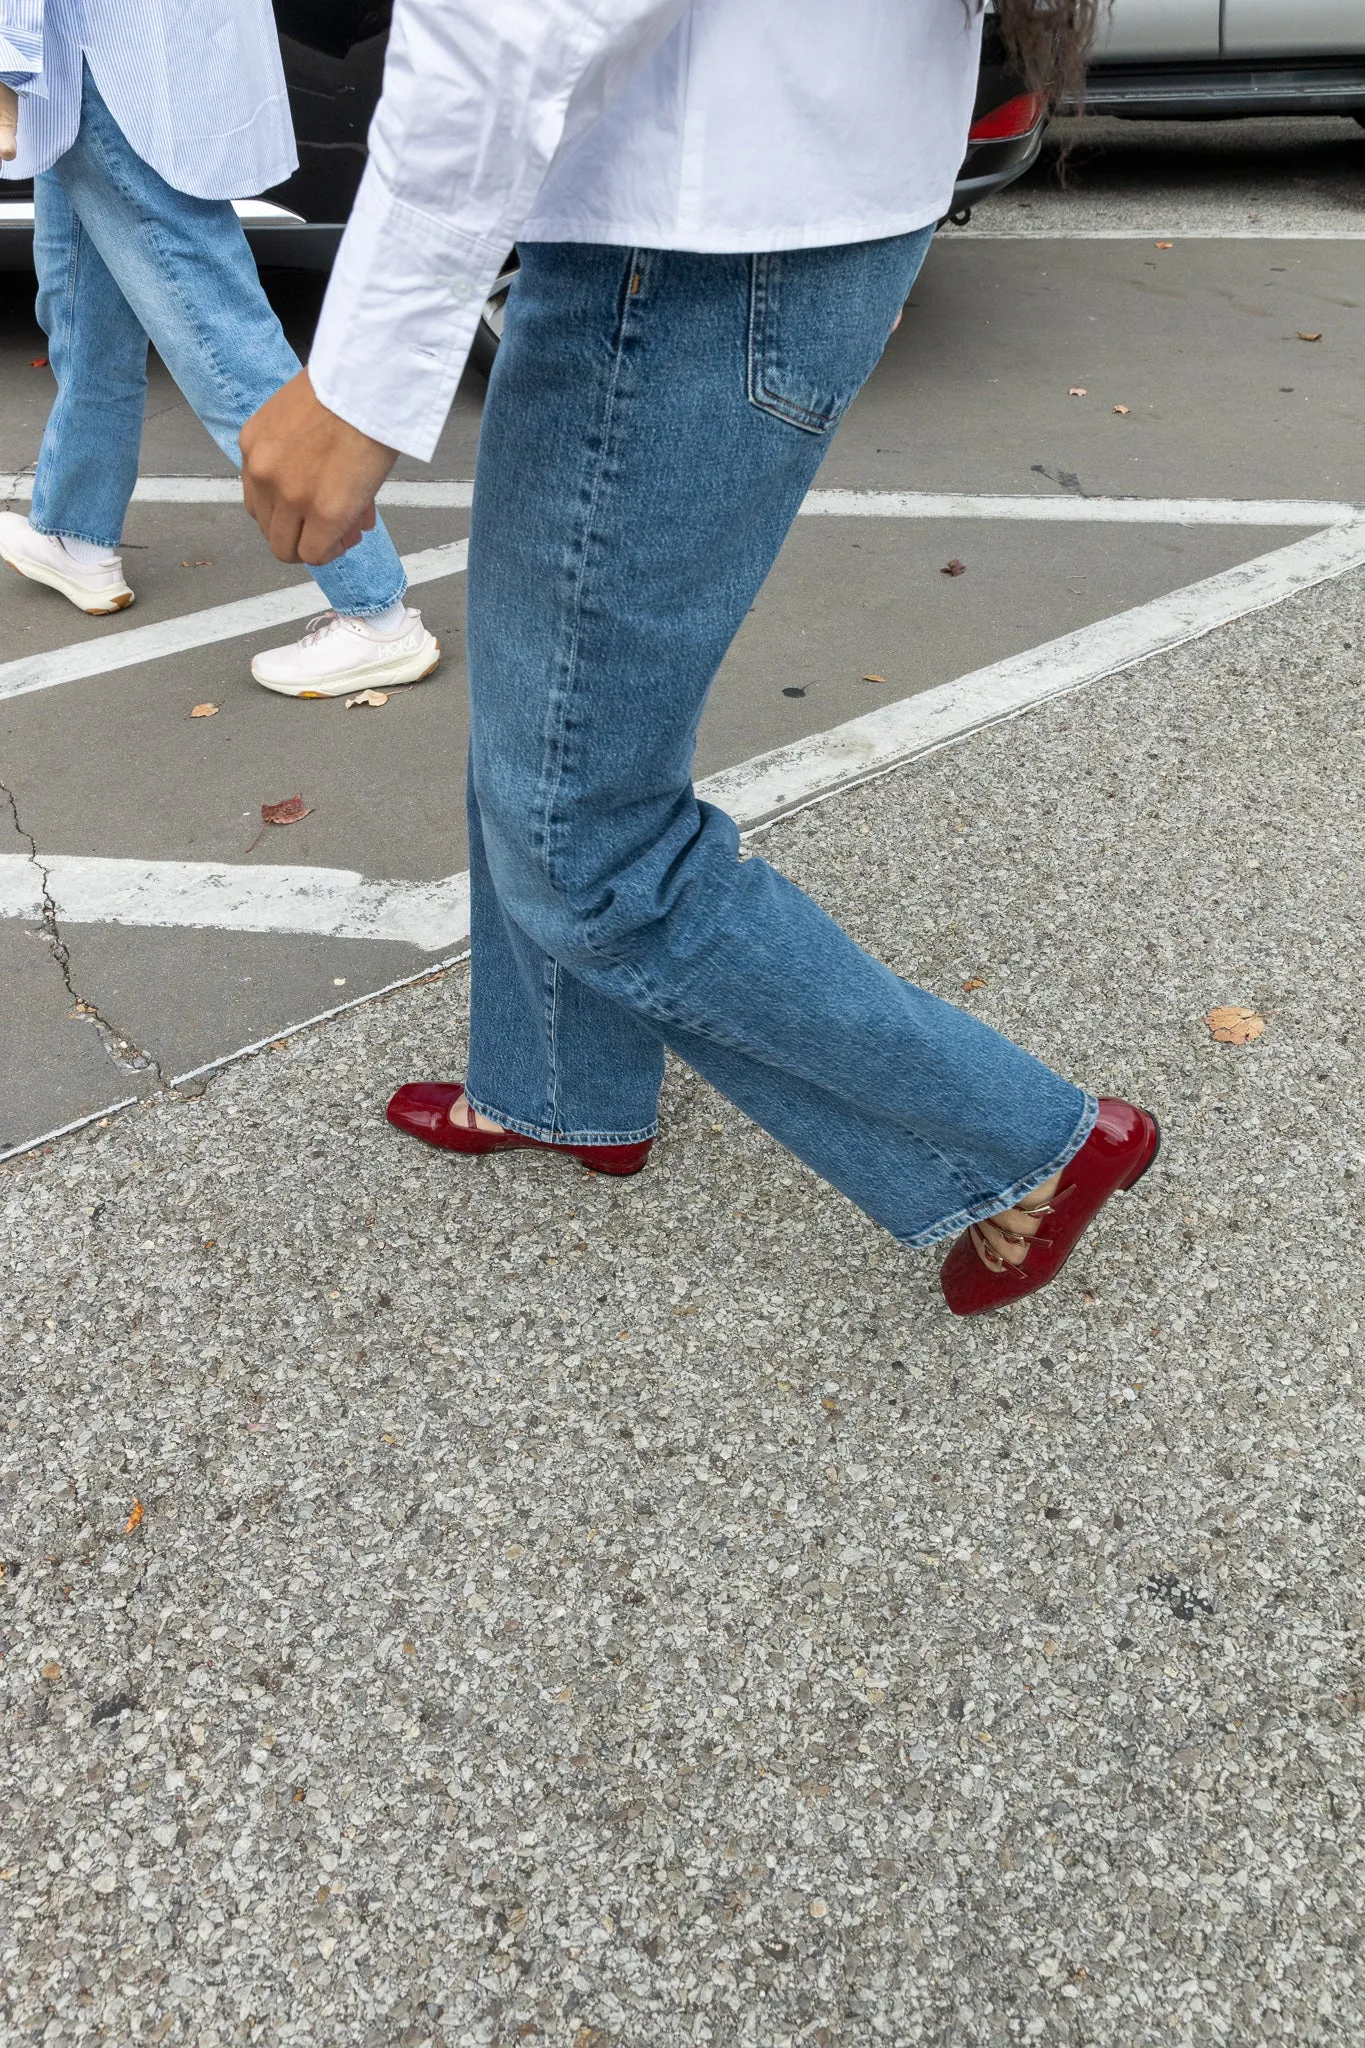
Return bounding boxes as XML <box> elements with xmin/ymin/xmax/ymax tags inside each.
<box><xmin>347</xmin><ymin>597</ymin><xmax>410</xmax><ymax>637</ymax></box>
<box><xmin>56</xmin><ymin>532</ymin><xmax>120</xmax><ymax>567</ymax></box>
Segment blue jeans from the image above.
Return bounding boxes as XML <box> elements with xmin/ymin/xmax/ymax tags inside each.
<box><xmin>465</xmin><ymin>238</ymin><xmax>1097</xmax><ymax>1249</ymax></box>
<box><xmin>27</xmin><ymin>67</ymin><xmax>405</xmax><ymax>618</ymax></box>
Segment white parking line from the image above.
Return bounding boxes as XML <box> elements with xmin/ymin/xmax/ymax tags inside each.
<box><xmin>6</xmin><ymin>471</ymin><xmax>1354</xmax><ymax>524</ymax></box>
<box><xmin>0</xmin><ymin>857</ymin><xmax>469</xmax><ymax>948</ymax></box>
<box><xmin>0</xmin><ymin>539</ymin><xmax>467</xmax><ymax>702</ymax></box>
<box><xmin>4</xmin><ymin>489</ymin><xmax>1353</xmax><ymax>706</ymax></box>
<box><xmin>1</xmin><ymin>473</ymin><xmax>475</xmax><ymax>508</ymax></box>
<box><xmin>5</xmin><ymin>518</ymin><xmax>1361</xmax><ymax>957</ymax></box>
<box><xmin>6</xmin><ymin>513</ymin><xmax>1362</xmax><ymax>1167</ymax></box>
<box><xmin>707</xmin><ymin>518</ymin><xmax>1365</xmax><ymax>824</ymax></box>
<box><xmin>802</xmin><ymin>490</ymin><xmax>1359</xmax><ymax>526</ymax></box>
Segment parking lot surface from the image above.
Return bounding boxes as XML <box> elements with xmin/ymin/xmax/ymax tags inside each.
<box><xmin>4</xmin><ymin>212</ymin><xmax>1364</xmax><ymax>1152</ymax></box>
<box><xmin>3</xmin><ymin>115</ymin><xmax>1365</xmax><ymax>2046</ymax></box>
<box><xmin>3</xmin><ymin>554</ymin><xmax>1363</xmax><ymax>2045</ymax></box>
<box><xmin>999</xmin><ymin>113</ymin><xmax>1365</xmax><ymax>236</ymax></box>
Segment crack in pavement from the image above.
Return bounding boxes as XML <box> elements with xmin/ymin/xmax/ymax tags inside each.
<box><xmin>1</xmin><ymin>778</ymin><xmax>175</xmax><ymax>1091</ymax></box>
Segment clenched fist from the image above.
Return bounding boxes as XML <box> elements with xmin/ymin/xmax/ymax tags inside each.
<box><xmin>240</xmin><ymin>369</ymin><xmax>397</xmax><ymax>567</ymax></box>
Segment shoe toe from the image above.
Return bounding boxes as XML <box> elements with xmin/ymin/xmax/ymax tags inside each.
<box><xmin>386</xmin><ymin>1080</ymin><xmax>465</xmax><ymax>1140</ymax></box>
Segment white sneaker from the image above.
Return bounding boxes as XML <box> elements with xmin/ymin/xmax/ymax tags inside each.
<box><xmin>250</xmin><ymin>608</ymin><xmax>441</xmax><ymax>698</ymax></box>
<box><xmin>0</xmin><ymin>510</ymin><xmax>134</xmax><ymax>615</ymax></box>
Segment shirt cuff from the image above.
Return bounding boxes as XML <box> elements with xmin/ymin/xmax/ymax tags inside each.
<box><xmin>0</xmin><ymin>28</ymin><xmax>41</xmax><ymax>88</ymax></box>
<box><xmin>308</xmin><ymin>164</ymin><xmax>509</xmax><ymax>462</ymax></box>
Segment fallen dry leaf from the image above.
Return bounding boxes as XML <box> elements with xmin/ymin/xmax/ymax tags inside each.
<box><xmin>862</xmin><ymin>672</ymin><xmax>886</xmax><ymax>684</ymax></box>
<box><xmin>125</xmin><ymin>1499</ymin><xmax>145</xmax><ymax>1534</ymax></box>
<box><xmin>1113</xmin><ymin>404</ymin><xmax>1132</xmax><ymax>415</ymax></box>
<box><xmin>962</xmin><ymin>976</ymin><xmax>988</xmax><ymax>993</ymax></box>
<box><xmin>180</xmin><ymin>558</ymin><xmax>214</xmax><ymax>568</ymax></box>
<box><xmin>1068</xmin><ymin>386</ymin><xmax>1087</xmax><ymax>397</ymax></box>
<box><xmin>41</xmin><ymin>1661</ymin><xmax>62</xmax><ymax>1681</ymax></box>
<box><xmin>1155</xmin><ymin>240</ymin><xmax>1173</xmax><ymax>250</ymax></box>
<box><xmin>821</xmin><ymin>1396</ymin><xmax>841</xmax><ymax>1415</ymax></box>
<box><xmin>1298</xmin><ymin>331</ymin><xmax>1322</xmax><ymax>343</ymax></box>
<box><xmin>190</xmin><ymin>702</ymin><xmax>218</xmax><ymax>719</ymax></box>
<box><xmin>261</xmin><ymin>794</ymin><xmax>311</xmax><ymax>827</ymax></box>
<box><xmin>344</xmin><ymin>688</ymin><xmax>389</xmax><ymax>709</ymax></box>
<box><xmin>1206</xmin><ymin>1005</ymin><xmax>1265</xmax><ymax>1045</ymax></box>
<box><xmin>941</xmin><ymin>558</ymin><xmax>967</xmax><ymax>577</ymax></box>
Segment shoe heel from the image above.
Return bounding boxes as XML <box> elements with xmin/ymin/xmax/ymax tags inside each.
<box><xmin>1120</xmin><ymin>1112</ymin><xmax>1161</xmax><ymax>1191</ymax></box>
<box><xmin>573</xmin><ymin>1140</ymin><xmax>653</xmax><ymax>1177</ymax></box>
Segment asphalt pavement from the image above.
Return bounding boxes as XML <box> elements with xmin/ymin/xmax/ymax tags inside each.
<box><xmin>4</xmin><ymin>226</ymin><xmax>1363</xmax><ymax>1150</ymax></box>
<box><xmin>3</xmin><ymin>547</ymin><xmax>1363</xmax><ymax>2047</ymax></box>
<box><xmin>2</xmin><ymin>114</ymin><xmax>1365</xmax><ymax>2046</ymax></box>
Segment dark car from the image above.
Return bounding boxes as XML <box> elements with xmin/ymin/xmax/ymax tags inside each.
<box><xmin>0</xmin><ymin>1</ymin><xmax>1047</xmax><ymax>369</ymax></box>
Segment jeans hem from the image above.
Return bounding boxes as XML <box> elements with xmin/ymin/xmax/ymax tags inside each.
<box><xmin>330</xmin><ymin>579</ymin><xmax>409</xmax><ymax>619</ymax></box>
<box><xmin>898</xmin><ymin>1091</ymin><xmax>1100</xmax><ymax>1252</ymax></box>
<box><xmin>28</xmin><ymin>518</ymin><xmax>123</xmax><ymax>550</ymax></box>
<box><xmin>463</xmin><ymin>1089</ymin><xmax>658</xmax><ymax>1147</ymax></box>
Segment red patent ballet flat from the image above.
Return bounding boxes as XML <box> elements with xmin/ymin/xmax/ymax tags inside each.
<box><xmin>385</xmin><ymin>1081</ymin><xmax>653</xmax><ymax>1177</ymax></box>
<box><xmin>939</xmin><ymin>1096</ymin><xmax>1160</xmax><ymax>1317</ymax></box>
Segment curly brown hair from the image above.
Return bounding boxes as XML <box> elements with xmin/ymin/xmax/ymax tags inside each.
<box><xmin>986</xmin><ymin>0</ymin><xmax>1104</xmax><ymax>105</ymax></box>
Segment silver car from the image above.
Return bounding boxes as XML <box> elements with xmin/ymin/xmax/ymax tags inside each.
<box><xmin>1086</xmin><ymin>0</ymin><xmax>1365</xmax><ymax>119</ymax></box>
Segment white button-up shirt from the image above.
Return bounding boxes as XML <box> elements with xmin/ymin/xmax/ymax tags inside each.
<box><xmin>0</xmin><ymin>0</ymin><xmax>297</xmax><ymax>198</ymax></box>
<box><xmin>310</xmin><ymin>0</ymin><xmax>982</xmax><ymax>461</ymax></box>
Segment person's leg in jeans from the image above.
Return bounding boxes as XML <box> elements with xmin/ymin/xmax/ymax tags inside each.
<box><xmin>0</xmin><ymin>171</ymin><xmax>145</xmax><ymax>613</ymax></box>
<box><xmin>29</xmin><ymin>171</ymin><xmax>146</xmax><ymax>550</ymax></box>
<box><xmin>9</xmin><ymin>66</ymin><xmax>439</xmax><ymax>696</ymax></box>
<box><xmin>458</xmin><ymin>237</ymin><xmax>1098</xmax><ymax>1253</ymax></box>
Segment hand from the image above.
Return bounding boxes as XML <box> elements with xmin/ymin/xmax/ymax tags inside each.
<box><xmin>240</xmin><ymin>369</ymin><xmax>397</xmax><ymax>566</ymax></box>
<box><xmin>0</xmin><ymin>84</ymin><xmax>19</xmax><ymax>162</ymax></box>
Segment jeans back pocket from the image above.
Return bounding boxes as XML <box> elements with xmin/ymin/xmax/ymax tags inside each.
<box><xmin>746</xmin><ymin>231</ymin><xmax>935</xmax><ymax>436</ymax></box>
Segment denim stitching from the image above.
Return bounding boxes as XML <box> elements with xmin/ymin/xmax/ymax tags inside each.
<box><xmin>30</xmin><ymin>211</ymin><xmax>126</xmax><ymax>549</ymax></box>
<box><xmin>28</xmin><ymin>523</ymin><xmax>128</xmax><ymax>547</ymax></box>
<box><xmin>896</xmin><ymin>1092</ymin><xmax>1101</xmax><ymax>1250</ymax></box>
<box><xmin>461</xmin><ymin>1091</ymin><xmax>658</xmax><ymax>1148</ymax></box>
<box><xmin>544</xmin><ymin>956</ymin><xmax>561</xmax><ymax>1137</ymax></box>
<box><xmin>534</xmin><ymin>251</ymin><xmax>642</xmax><ymax>899</ymax></box>
<box><xmin>746</xmin><ymin>252</ymin><xmax>837</xmax><ymax>436</ymax></box>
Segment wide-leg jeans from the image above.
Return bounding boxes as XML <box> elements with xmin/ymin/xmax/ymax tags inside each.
<box><xmin>464</xmin><ymin>236</ymin><xmax>1096</xmax><ymax>1248</ymax></box>
<box><xmin>28</xmin><ymin>66</ymin><xmax>406</xmax><ymax>618</ymax></box>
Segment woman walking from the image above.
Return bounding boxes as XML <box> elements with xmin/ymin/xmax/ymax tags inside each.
<box><xmin>0</xmin><ymin>0</ymin><xmax>438</xmax><ymax>698</ymax></box>
<box><xmin>242</xmin><ymin>0</ymin><xmax>1157</xmax><ymax>1316</ymax></box>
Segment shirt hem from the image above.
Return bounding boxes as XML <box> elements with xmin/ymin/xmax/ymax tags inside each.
<box><xmin>515</xmin><ymin>204</ymin><xmax>952</xmax><ymax>254</ymax></box>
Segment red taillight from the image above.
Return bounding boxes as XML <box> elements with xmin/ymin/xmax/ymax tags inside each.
<box><xmin>968</xmin><ymin>90</ymin><xmax>1048</xmax><ymax>142</ymax></box>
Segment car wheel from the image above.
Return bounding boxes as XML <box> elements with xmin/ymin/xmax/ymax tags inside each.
<box><xmin>469</xmin><ymin>257</ymin><xmax>519</xmax><ymax>377</ymax></box>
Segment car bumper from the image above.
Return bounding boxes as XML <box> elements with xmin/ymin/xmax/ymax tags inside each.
<box><xmin>950</xmin><ymin>124</ymin><xmax>1047</xmax><ymax>212</ymax></box>
<box><xmin>1080</xmin><ymin>60</ymin><xmax>1365</xmax><ymax>120</ymax></box>
<box><xmin>0</xmin><ymin>195</ymin><xmax>342</xmax><ymax>271</ymax></box>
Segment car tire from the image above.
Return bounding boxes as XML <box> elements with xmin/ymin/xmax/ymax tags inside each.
<box><xmin>469</xmin><ymin>257</ymin><xmax>519</xmax><ymax>378</ymax></box>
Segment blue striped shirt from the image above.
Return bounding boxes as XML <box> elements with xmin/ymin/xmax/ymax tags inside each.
<box><xmin>0</xmin><ymin>0</ymin><xmax>297</xmax><ymax>197</ymax></box>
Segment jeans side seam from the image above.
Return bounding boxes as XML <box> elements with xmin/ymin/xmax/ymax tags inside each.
<box><xmin>544</xmin><ymin>957</ymin><xmax>562</xmax><ymax>1137</ymax></box>
<box><xmin>30</xmin><ymin>183</ymin><xmax>145</xmax><ymax>548</ymax></box>
<box><xmin>534</xmin><ymin>251</ymin><xmax>641</xmax><ymax>893</ymax></box>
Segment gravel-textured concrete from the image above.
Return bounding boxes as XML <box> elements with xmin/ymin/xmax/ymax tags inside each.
<box><xmin>982</xmin><ymin>114</ymin><xmax>1365</xmax><ymax>235</ymax></box>
<box><xmin>2</xmin><ymin>562</ymin><xmax>1363</xmax><ymax>2046</ymax></box>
